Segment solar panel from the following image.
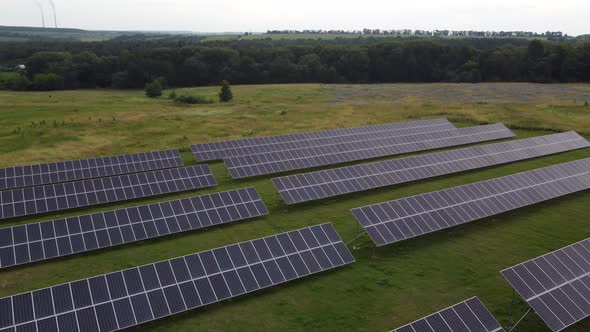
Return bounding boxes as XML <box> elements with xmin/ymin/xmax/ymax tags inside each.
<box><xmin>0</xmin><ymin>149</ymin><xmax>183</xmax><ymax>191</ymax></box>
<box><xmin>0</xmin><ymin>223</ymin><xmax>355</xmax><ymax>332</ymax></box>
<box><xmin>0</xmin><ymin>188</ymin><xmax>267</xmax><ymax>269</ymax></box>
<box><xmin>273</xmin><ymin>132</ymin><xmax>590</xmax><ymax>204</ymax></box>
<box><xmin>352</xmin><ymin>158</ymin><xmax>590</xmax><ymax>247</ymax></box>
<box><xmin>226</xmin><ymin>124</ymin><xmax>515</xmax><ymax>179</ymax></box>
<box><xmin>0</xmin><ymin>165</ymin><xmax>217</xmax><ymax>221</ymax></box>
<box><xmin>191</xmin><ymin>118</ymin><xmax>455</xmax><ymax>161</ymax></box>
<box><xmin>501</xmin><ymin>238</ymin><xmax>590</xmax><ymax>332</ymax></box>
<box><xmin>390</xmin><ymin>297</ymin><xmax>505</xmax><ymax>332</ymax></box>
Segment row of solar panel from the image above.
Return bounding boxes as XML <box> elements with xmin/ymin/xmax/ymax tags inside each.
<box><xmin>226</xmin><ymin>124</ymin><xmax>515</xmax><ymax>178</ymax></box>
<box><xmin>191</xmin><ymin>118</ymin><xmax>454</xmax><ymax>161</ymax></box>
<box><xmin>198</xmin><ymin>120</ymin><xmax>455</xmax><ymax>162</ymax></box>
<box><xmin>0</xmin><ymin>165</ymin><xmax>216</xmax><ymax>220</ymax></box>
<box><xmin>0</xmin><ymin>150</ymin><xmax>183</xmax><ymax>191</ymax></box>
<box><xmin>0</xmin><ymin>188</ymin><xmax>268</xmax><ymax>269</ymax></box>
<box><xmin>502</xmin><ymin>239</ymin><xmax>590</xmax><ymax>332</ymax></box>
<box><xmin>189</xmin><ymin>119</ymin><xmax>519</xmax><ymax>179</ymax></box>
<box><xmin>0</xmin><ymin>223</ymin><xmax>355</xmax><ymax>332</ymax></box>
<box><xmin>272</xmin><ymin>131</ymin><xmax>590</xmax><ymax>204</ymax></box>
<box><xmin>390</xmin><ymin>297</ymin><xmax>505</xmax><ymax>332</ymax></box>
<box><xmin>352</xmin><ymin>157</ymin><xmax>590</xmax><ymax>246</ymax></box>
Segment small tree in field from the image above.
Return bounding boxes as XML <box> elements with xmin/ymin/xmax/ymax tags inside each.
<box><xmin>145</xmin><ymin>80</ymin><xmax>163</xmax><ymax>98</ymax></box>
<box><xmin>219</xmin><ymin>80</ymin><xmax>233</xmax><ymax>102</ymax></box>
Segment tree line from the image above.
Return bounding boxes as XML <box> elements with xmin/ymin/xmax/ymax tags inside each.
<box><xmin>266</xmin><ymin>29</ymin><xmax>567</xmax><ymax>38</ymax></box>
<box><xmin>0</xmin><ymin>37</ymin><xmax>589</xmax><ymax>91</ymax></box>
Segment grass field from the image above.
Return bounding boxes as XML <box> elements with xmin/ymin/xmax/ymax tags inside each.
<box><xmin>1</xmin><ymin>83</ymin><xmax>590</xmax><ymax>331</ymax></box>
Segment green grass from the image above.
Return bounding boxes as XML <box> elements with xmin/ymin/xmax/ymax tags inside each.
<box><xmin>1</xmin><ymin>84</ymin><xmax>590</xmax><ymax>331</ymax></box>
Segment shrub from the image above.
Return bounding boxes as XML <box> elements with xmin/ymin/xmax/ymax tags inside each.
<box><xmin>173</xmin><ymin>94</ymin><xmax>213</xmax><ymax>104</ymax></box>
<box><xmin>0</xmin><ymin>73</ymin><xmax>30</xmax><ymax>91</ymax></box>
<box><xmin>168</xmin><ymin>90</ymin><xmax>177</xmax><ymax>100</ymax></box>
<box><xmin>585</xmin><ymin>101</ymin><xmax>589</xmax><ymax>107</ymax></box>
<box><xmin>32</xmin><ymin>73</ymin><xmax>64</xmax><ymax>91</ymax></box>
<box><xmin>219</xmin><ymin>80</ymin><xmax>233</xmax><ymax>102</ymax></box>
<box><xmin>145</xmin><ymin>80</ymin><xmax>163</xmax><ymax>98</ymax></box>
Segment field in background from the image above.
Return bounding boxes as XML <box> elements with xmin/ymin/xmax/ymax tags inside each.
<box><xmin>0</xmin><ymin>26</ymin><xmax>197</xmax><ymax>42</ymax></box>
<box><xmin>1</xmin><ymin>83</ymin><xmax>590</xmax><ymax>331</ymax></box>
<box><xmin>2</xmin><ymin>83</ymin><xmax>590</xmax><ymax>165</ymax></box>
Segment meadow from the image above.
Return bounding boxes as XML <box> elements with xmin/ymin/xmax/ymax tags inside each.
<box><xmin>1</xmin><ymin>83</ymin><xmax>590</xmax><ymax>331</ymax></box>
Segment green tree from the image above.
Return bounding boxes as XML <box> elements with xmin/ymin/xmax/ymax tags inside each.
<box><xmin>0</xmin><ymin>73</ymin><xmax>30</xmax><ymax>91</ymax></box>
<box><xmin>527</xmin><ymin>40</ymin><xmax>545</xmax><ymax>60</ymax></box>
<box><xmin>111</xmin><ymin>71</ymin><xmax>130</xmax><ymax>89</ymax></box>
<box><xmin>298</xmin><ymin>54</ymin><xmax>323</xmax><ymax>82</ymax></box>
<box><xmin>337</xmin><ymin>50</ymin><xmax>370</xmax><ymax>82</ymax></box>
<box><xmin>32</xmin><ymin>73</ymin><xmax>64</xmax><ymax>91</ymax></box>
<box><xmin>72</xmin><ymin>51</ymin><xmax>99</xmax><ymax>88</ymax></box>
<box><xmin>26</xmin><ymin>51</ymin><xmax>76</xmax><ymax>88</ymax></box>
<box><xmin>219</xmin><ymin>80</ymin><xmax>233</xmax><ymax>102</ymax></box>
<box><xmin>145</xmin><ymin>80</ymin><xmax>163</xmax><ymax>98</ymax></box>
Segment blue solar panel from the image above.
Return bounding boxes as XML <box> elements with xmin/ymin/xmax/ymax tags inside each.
<box><xmin>0</xmin><ymin>165</ymin><xmax>216</xmax><ymax>220</ymax></box>
<box><xmin>502</xmin><ymin>238</ymin><xmax>590</xmax><ymax>332</ymax></box>
<box><xmin>0</xmin><ymin>149</ymin><xmax>183</xmax><ymax>190</ymax></box>
<box><xmin>191</xmin><ymin>118</ymin><xmax>454</xmax><ymax>161</ymax></box>
<box><xmin>226</xmin><ymin>124</ymin><xmax>515</xmax><ymax>179</ymax></box>
<box><xmin>391</xmin><ymin>297</ymin><xmax>505</xmax><ymax>332</ymax></box>
<box><xmin>353</xmin><ymin>158</ymin><xmax>590</xmax><ymax>246</ymax></box>
<box><xmin>0</xmin><ymin>188</ymin><xmax>268</xmax><ymax>269</ymax></box>
<box><xmin>272</xmin><ymin>132</ymin><xmax>590</xmax><ymax>204</ymax></box>
<box><xmin>0</xmin><ymin>223</ymin><xmax>355</xmax><ymax>332</ymax></box>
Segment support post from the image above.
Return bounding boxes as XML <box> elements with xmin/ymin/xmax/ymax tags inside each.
<box><xmin>508</xmin><ymin>308</ymin><xmax>531</xmax><ymax>332</ymax></box>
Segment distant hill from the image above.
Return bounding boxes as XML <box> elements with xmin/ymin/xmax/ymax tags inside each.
<box><xmin>0</xmin><ymin>25</ymin><xmax>194</xmax><ymax>42</ymax></box>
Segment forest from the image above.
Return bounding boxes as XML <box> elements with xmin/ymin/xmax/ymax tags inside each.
<box><xmin>1</xmin><ymin>36</ymin><xmax>589</xmax><ymax>91</ymax></box>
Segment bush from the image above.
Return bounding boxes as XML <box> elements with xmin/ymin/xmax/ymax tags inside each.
<box><xmin>173</xmin><ymin>94</ymin><xmax>213</xmax><ymax>104</ymax></box>
<box><xmin>32</xmin><ymin>73</ymin><xmax>64</xmax><ymax>91</ymax></box>
<box><xmin>168</xmin><ymin>90</ymin><xmax>177</xmax><ymax>100</ymax></box>
<box><xmin>0</xmin><ymin>72</ymin><xmax>30</xmax><ymax>91</ymax></box>
<box><xmin>219</xmin><ymin>80</ymin><xmax>233</xmax><ymax>102</ymax></box>
<box><xmin>585</xmin><ymin>101</ymin><xmax>589</xmax><ymax>107</ymax></box>
<box><xmin>145</xmin><ymin>80</ymin><xmax>163</xmax><ymax>98</ymax></box>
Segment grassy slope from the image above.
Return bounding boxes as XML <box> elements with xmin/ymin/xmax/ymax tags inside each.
<box><xmin>1</xmin><ymin>84</ymin><xmax>590</xmax><ymax>331</ymax></box>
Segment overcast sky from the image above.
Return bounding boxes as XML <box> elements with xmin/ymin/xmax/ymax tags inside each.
<box><xmin>1</xmin><ymin>0</ymin><xmax>589</xmax><ymax>35</ymax></box>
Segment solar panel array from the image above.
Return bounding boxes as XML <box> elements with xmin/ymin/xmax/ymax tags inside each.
<box><xmin>501</xmin><ymin>239</ymin><xmax>590</xmax><ymax>332</ymax></box>
<box><xmin>226</xmin><ymin>124</ymin><xmax>515</xmax><ymax>179</ymax></box>
<box><xmin>191</xmin><ymin>118</ymin><xmax>454</xmax><ymax>161</ymax></box>
<box><xmin>391</xmin><ymin>297</ymin><xmax>505</xmax><ymax>332</ymax></box>
<box><xmin>352</xmin><ymin>158</ymin><xmax>590</xmax><ymax>247</ymax></box>
<box><xmin>0</xmin><ymin>165</ymin><xmax>217</xmax><ymax>221</ymax></box>
<box><xmin>0</xmin><ymin>150</ymin><xmax>183</xmax><ymax>191</ymax></box>
<box><xmin>0</xmin><ymin>223</ymin><xmax>354</xmax><ymax>332</ymax></box>
<box><xmin>273</xmin><ymin>132</ymin><xmax>590</xmax><ymax>204</ymax></box>
<box><xmin>0</xmin><ymin>188</ymin><xmax>267</xmax><ymax>269</ymax></box>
